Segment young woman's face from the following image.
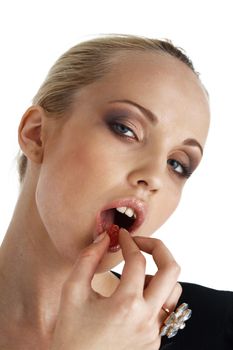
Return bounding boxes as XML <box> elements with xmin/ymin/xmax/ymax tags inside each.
<box><xmin>35</xmin><ymin>52</ymin><xmax>210</xmax><ymax>271</ymax></box>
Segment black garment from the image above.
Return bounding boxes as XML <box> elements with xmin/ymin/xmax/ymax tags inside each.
<box><xmin>111</xmin><ymin>270</ymin><xmax>233</xmax><ymax>350</ymax></box>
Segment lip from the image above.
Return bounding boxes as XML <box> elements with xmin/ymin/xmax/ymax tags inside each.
<box><xmin>94</xmin><ymin>197</ymin><xmax>148</xmax><ymax>240</ymax></box>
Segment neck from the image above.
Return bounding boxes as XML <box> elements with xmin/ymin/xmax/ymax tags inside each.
<box><xmin>0</xmin><ymin>191</ymin><xmax>70</xmax><ymax>335</ymax></box>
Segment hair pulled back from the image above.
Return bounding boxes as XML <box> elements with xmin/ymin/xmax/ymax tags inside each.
<box><xmin>17</xmin><ymin>34</ymin><xmax>199</xmax><ymax>184</ymax></box>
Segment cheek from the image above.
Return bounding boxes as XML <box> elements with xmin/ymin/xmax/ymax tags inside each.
<box><xmin>35</xmin><ymin>169</ymin><xmax>93</xmax><ymax>261</ymax></box>
<box><xmin>34</xmin><ymin>143</ymin><xmax>120</xmax><ymax>234</ymax></box>
<box><xmin>33</xmin><ymin>135</ymin><xmax>128</xmax><ymax>261</ymax></box>
<box><xmin>66</xmin><ymin>141</ymin><xmax>124</xmax><ymax>191</ymax></box>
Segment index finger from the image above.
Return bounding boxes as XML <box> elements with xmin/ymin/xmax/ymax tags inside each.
<box><xmin>112</xmin><ymin>228</ymin><xmax>147</xmax><ymax>298</ymax></box>
<box><xmin>132</xmin><ymin>236</ymin><xmax>181</xmax><ymax>312</ymax></box>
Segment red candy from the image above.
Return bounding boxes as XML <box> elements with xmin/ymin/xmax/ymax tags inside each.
<box><xmin>107</xmin><ymin>224</ymin><xmax>120</xmax><ymax>248</ymax></box>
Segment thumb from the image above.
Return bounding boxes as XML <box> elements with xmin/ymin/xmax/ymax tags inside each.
<box><xmin>64</xmin><ymin>232</ymin><xmax>110</xmax><ymax>300</ymax></box>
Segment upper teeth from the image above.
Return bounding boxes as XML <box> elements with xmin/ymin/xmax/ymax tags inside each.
<box><xmin>116</xmin><ymin>207</ymin><xmax>137</xmax><ymax>219</ymax></box>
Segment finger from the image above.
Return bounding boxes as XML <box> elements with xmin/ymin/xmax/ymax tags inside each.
<box><xmin>112</xmin><ymin>228</ymin><xmax>146</xmax><ymax>298</ymax></box>
<box><xmin>143</xmin><ymin>275</ymin><xmax>180</xmax><ymax>300</ymax></box>
<box><xmin>158</xmin><ymin>282</ymin><xmax>182</xmax><ymax>324</ymax></box>
<box><xmin>132</xmin><ymin>236</ymin><xmax>180</xmax><ymax>312</ymax></box>
<box><xmin>144</xmin><ymin>274</ymin><xmax>153</xmax><ymax>289</ymax></box>
<box><xmin>63</xmin><ymin>232</ymin><xmax>110</xmax><ymax>301</ymax></box>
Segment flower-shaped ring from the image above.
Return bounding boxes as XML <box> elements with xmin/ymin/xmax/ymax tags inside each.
<box><xmin>160</xmin><ymin>303</ymin><xmax>192</xmax><ymax>338</ymax></box>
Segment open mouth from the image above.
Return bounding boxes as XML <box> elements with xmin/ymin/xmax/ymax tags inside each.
<box><xmin>100</xmin><ymin>207</ymin><xmax>136</xmax><ymax>233</ymax></box>
<box><xmin>100</xmin><ymin>208</ymin><xmax>137</xmax><ymax>252</ymax></box>
<box><xmin>95</xmin><ymin>199</ymin><xmax>147</xmax><ymax>253</ymax></box>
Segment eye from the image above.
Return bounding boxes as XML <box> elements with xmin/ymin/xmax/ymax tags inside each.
<box><xmin>109</xmin><ymin>121</ymin><xmax>138</xmax><ymax>140</ymax></box>
<box><xmin>167</xmin><ymin>159</ymin><xmax>193</xmax><ymax>179</ymax></box>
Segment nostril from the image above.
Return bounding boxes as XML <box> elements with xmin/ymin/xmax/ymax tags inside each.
<box><xmin>137</xmin><ymin>180</ymin><xmax>148</xmax><ymax>186</ymax></box>
<box><xmin>137</xmin><ymin>179</ymin><xmax>160</xmax><ymax>192</ymax></box>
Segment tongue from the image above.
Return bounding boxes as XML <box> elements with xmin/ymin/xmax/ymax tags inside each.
<box><xmin>101</xmin><ymin>209</ymin><xmax>115</xmax><ymax>231</ymax></box>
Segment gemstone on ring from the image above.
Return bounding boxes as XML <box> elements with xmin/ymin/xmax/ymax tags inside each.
<box><xmin>160</xmin><ymin>303</ymin><xmax>192</xmax><ymax>338</ymax></box>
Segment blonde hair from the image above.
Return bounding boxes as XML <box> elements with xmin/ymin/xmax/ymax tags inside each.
<box><xmin>17</xmin><ymin>33</ymin><xmax>200</xmax><ymax>184</ymax></box>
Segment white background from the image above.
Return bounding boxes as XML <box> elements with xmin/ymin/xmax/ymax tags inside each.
<box><xmin>0</xmin><ymin>0</ymin><xmax>232</xmax><ymax>291</ymax></box>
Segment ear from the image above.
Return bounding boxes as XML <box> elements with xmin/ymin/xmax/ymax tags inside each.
<box><xmin>18</xmin><ymin>105</ymin><xmax>46</xmax><ymax>164</ymax></box>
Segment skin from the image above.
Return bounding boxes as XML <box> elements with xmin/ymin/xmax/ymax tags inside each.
<box><xmin>0</xmin><ymin>51</ymin><xmax>210</xmax><ymax>348</ymax></box>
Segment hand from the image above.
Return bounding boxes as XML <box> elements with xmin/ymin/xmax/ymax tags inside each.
<box><xmin>50</xmin><ymin>229</ymin><xmax>182</xmax><ymax>350</ymax></box>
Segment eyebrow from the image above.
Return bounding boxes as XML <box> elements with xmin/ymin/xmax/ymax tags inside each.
<box><xmin>108</xmin><ymin>99</ymin><xmax>203</xmax><ymax>156</ymax></box>
<box><xmin>182</xmin><ymin>138</ymin><xmax>203</xmax><ymax>156</ymax></box>
<box><xmin>108</xmin><ymin>99</ymin><xmax>158</xmax><ymax>124</ymax></box>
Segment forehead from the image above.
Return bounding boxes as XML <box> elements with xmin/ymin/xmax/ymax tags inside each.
<box><xmin>76</xmin><ymin>51</ymin><xmax>210</xmax><ymax>144</ymax></box>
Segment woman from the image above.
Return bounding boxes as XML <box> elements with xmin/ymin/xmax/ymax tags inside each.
<box><xmin>0</xmin><ymin>34</ymin><xmax>232</xmax><ymax>349</ymax></box>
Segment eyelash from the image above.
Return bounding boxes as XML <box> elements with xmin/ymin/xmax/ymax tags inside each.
<box><xmin>167</xmin><ymin>159</ymin><xmax>193</xmax><ymax>179</ymax></box>
<box><xmin>108</xmin><ymin>120</ymin><xmax>193</xmax><ymax>179</ymax></box>
<box><xmin>109</xmin><ymin>120</ymin><xmax>138</xmax><ymax>140</ymax></box>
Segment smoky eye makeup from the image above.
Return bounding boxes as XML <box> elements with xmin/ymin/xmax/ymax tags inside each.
<box><xmin>166</xmin><ymin>148</ymin><xmax>203</xmax><ymax>180</ymax></box>
<box><xmin>106</xmin><ymin>117</ymin><xmax>140</xmax><ymax>141</ymax></box>
<box><xmin>104</xmin><ymin>107</ymin><xmax>135</xmax><ymax>120</ymax></box>
<box><xmin>180</xmin><ymin>153</ymin><xmax>200</xmax><ymax>176</ymax></box>
<box><xmin>102</xmin><ymin>105</ymin><xmax>202</xmax><ymax>178</ymax></box>
<box><xmin>103</xmin><ymin>108</ymin><xmax>145</xmax><ymax>141</ymax></box>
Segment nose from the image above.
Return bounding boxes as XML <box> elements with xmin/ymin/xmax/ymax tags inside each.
<box><xmin>127</xmin><ymin>156</ymin><xmax>164</xmax><ymax>194</ymax></box>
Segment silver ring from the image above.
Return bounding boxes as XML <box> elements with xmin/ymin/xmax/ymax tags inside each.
<box><xmin>160</xmin><ymin>303</ymin><xmax>192</xmax><ymax>338</ymax></box>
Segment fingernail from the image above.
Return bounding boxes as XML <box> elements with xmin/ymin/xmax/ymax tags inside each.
<box><xmin>119</xmin><ymin>228</ymin><xmax>129</xmax><ymax>234</ymax></box>
<box><xmin>93</xmin><ymin>232</ymin><xmax>106</xmax><ymax>243</ymax></box>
